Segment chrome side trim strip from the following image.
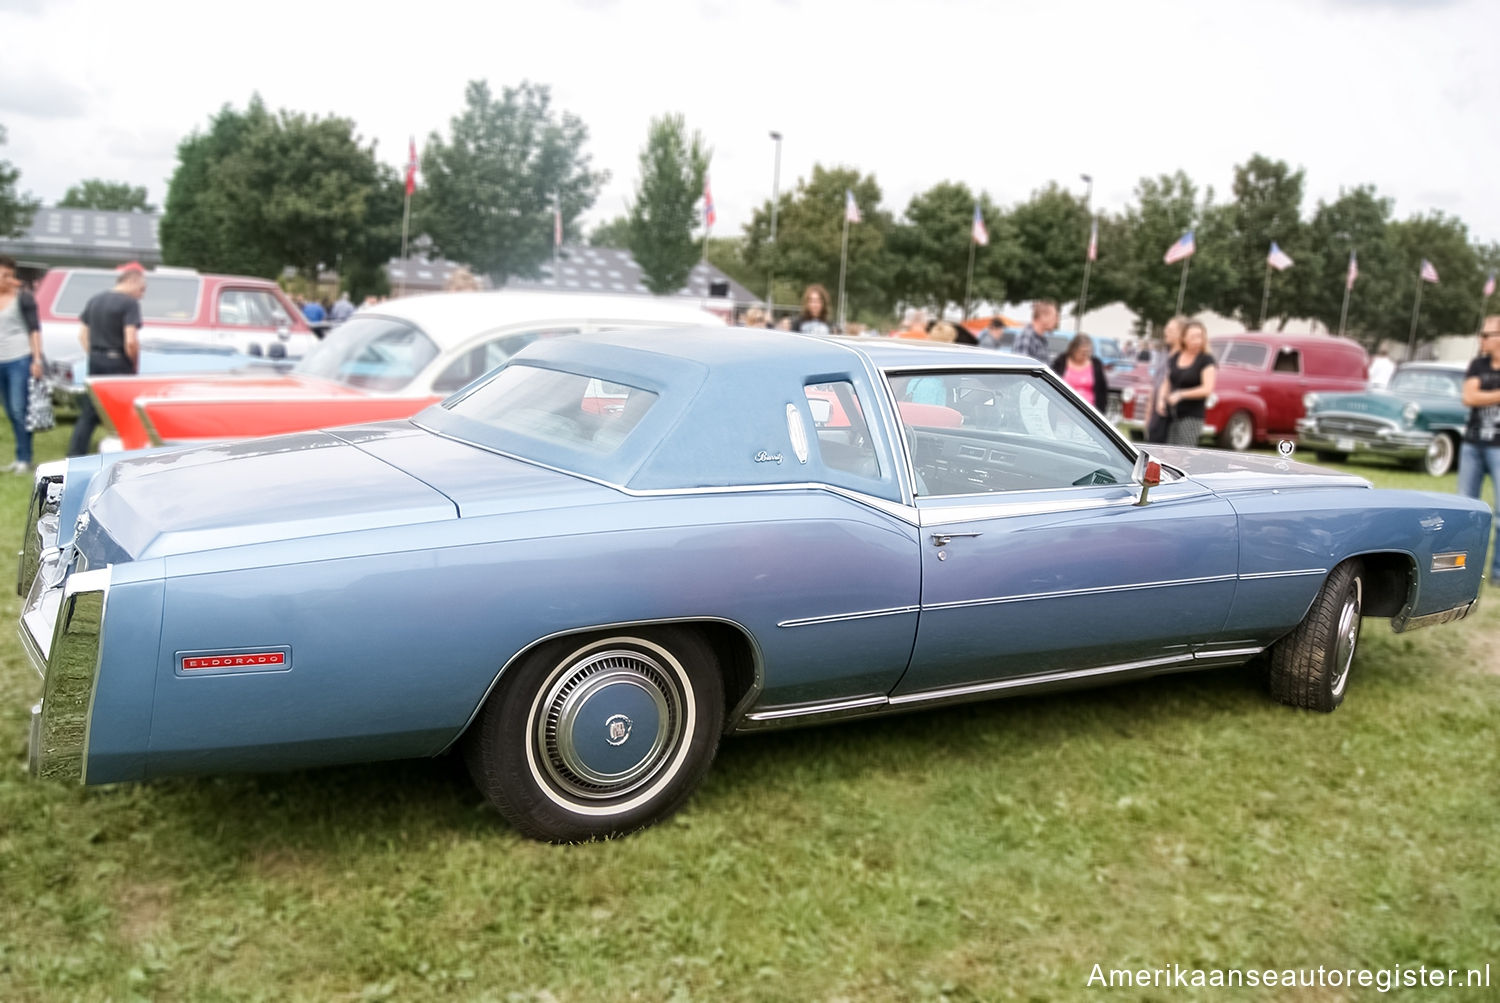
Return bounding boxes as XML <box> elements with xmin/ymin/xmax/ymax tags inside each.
<box><xmin>1238</xmin><ymin>568</ymin><xmax>1327</xmax><ymax>581</ymax></box>
<box><xmin>777</xmin><ymin>605</ymin><xmax>919</xmax><ymax>629</ymax></box>
<box><xmin>920</xmin><ymin>492</ymin><xmax>1141</xmax><ymax>524</ymax></box>
<box><xmin>921</xmin><ymin>574</ymin><xmax>1238</xmax><ymax>612</ymax></box>
<box><xmin>743</xmin><ymin>694</ymin><xmax>887</xmax><ymax>723</ymax></box>
<box><xmin>1392</xmin><ymin>600</ymin><xmax>1473</xmax><ymax>634</ymax></box>
<box><xmin>886</xmin><ymin>653</ymin><xmax>1197</xmax><ymax>707</ymax></box>
<box><xmin>1192</xmin><ymin>645</ymin><xmax>1266</xmax><ymax>661</ymax></box>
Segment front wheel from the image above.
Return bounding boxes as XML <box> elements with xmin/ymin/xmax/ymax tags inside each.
<box><xmin>1267</xmin><ymin>560</ymin><xmax>1363</xmax><ymax>712</ymax></box>
<box><xmin>1421</xmin><ymin>433</ymin><xmax>1457</xmax><ymax>477</ymax></box>
<box><xmin>464</xmin><ymin>628</ymin><xmax>724</xmax><ymax>842</ymax></box>
<box><xmin>1218</xmin><ymin>411</ymin><xmax>1255</xmax><ymax>452</ymax></box>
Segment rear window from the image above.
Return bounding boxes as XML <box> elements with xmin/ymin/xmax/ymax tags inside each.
<box><xmin>444</xmin><ymin>363</ymin><xmax>657</xmax><ymax>455</ymax></box>
<box><xmin>51</xmin><ymin>272</ymin><xmax>201</xmax><ymax>321</ymax></box>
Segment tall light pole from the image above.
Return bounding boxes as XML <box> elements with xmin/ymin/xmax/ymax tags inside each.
<box><xmin>1075</xmin><ymin>173</ymin><xmax>1094</xmax><ymax>332</ymax></box>
<box><xmin>767</xmin><ymin>131</ymin><xmax>782</xmax><ymax>317</ymax></box>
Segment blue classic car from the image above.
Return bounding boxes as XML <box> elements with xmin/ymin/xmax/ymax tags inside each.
<box><xmin>1297</xmin><ymin>362</ymin><xmax>1469</xmax><ymax>476</ymax></box>
<box><xmin>18</xmin><ymin>331</ymin><xmax>1491</xmax><ymax>841</ymax></box>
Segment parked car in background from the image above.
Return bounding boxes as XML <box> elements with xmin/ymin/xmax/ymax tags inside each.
<box><xmin>21</xmin><ymin>331</ymin><xmax>1487</xmax><ymax>841</ymax></box>
<box><xmin>1120</xmin><ymin>332</ymin><xmax>1369</xmax><ymax>450</ymax></box>
<box><xmin>33</xmin><ymin>267</ymin><xmax>318</xmax><ymax>389</ymax></box>
<box><xmin>1297</xmin><ymin>362</ymin><xmax>1468</xmax><ymax>476</ymax></box>
<box><xmin>87</xmin><ymin>291</ymin><xmax>725</xmax><ymax>450</ymax></box>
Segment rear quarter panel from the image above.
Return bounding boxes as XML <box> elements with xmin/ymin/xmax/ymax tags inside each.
<box><xmin>125</xmin><ymin>490</ymin><xmax>920</xmax><ymax>780</ymax></box>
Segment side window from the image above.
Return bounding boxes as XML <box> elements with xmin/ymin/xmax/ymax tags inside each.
<box><xmin>1221</xmin><ymin>341</ymin><xmax>1269</xmax><ymax>370</ymax></box>
<box><xmin>430</xmin><ymin>328</ymin><xmax>579</xmax><ymax>394</ymax></box>
<box><xmin>219</xmin><ymin>289</ymin><xmax>292</xmax><ymax>328</ymax></box>
<box><xmin>890</xmin><ymin>371</ymin><xmax>1133</xmax><ymax>496</ymax></box>
<box><xmin>804</xmin><ymin>381</ymin><xmax>881</xmax><ymax>479</ymax></box>
<box><xmin>1272</xmin><ymin>348</ymin><xmax>1301</xmax><ymax>374</ymax></box>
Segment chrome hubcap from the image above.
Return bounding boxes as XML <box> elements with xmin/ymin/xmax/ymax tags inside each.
<box><xmin>1330</xmin><ymin>580</ymin><xmax>1361</xmax><ymax>698</ymax></box>
<box><xmin>535</xmin><ymin>649</ymin><xmax>683</xmax><ymax>801</ymax></box>
<box><xmin>1230</xmin><ymin>416</ymin><xmax>1252</xmax><ymax>451</ymax></box>
<box><xmin>1426</xmin><ymin>437</ymin><xmax>1452</xmax><ymax>476</ymax></box>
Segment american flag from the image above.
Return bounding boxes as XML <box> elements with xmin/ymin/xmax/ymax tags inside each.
<box><xmin>1484</xmin><ymin>272</ymin><xmax>1496</xmax><ymax>298</ymax></box>
<box><xmin>703</xmin><ymin>176</ymin><xmax>716</xmax><ymax>229</ymax></box>
<box><xmin>1267</xmin><ymin>242</ymin><xmax>1294</xmax><ymax>271</ymax></box>
<box><xmin>405</xmin><ymin>137</ymin><xmax>418</xmax><ymax>197</ymax></box>
<box><xmin>1163</xmin><ymin>230</ymin><xmax>1195</xmax><ymax>264</ymax></box>
<box><xmin>1346</xmin><ymin>251</ymin><xmax>1358</xmax><ymax>291</ymax></box>
<box><xmin>845</xmin><ymin>189</ymin><xmax>861</xmax><ymax>224</ymax></box>
<box><xmin>1420</xmin><ymin>258</ymin><xmax>1440</xmax><ymax>284</ymax></box>
<box><xmin>972</xmin><ymin>203</ymin><xmax>988</xmax><ymax>246</ymax></box>
<box><xmin>1086</xmin><ymin>219</ymin><xmax>1098</xmax><ymax>262</ymax></box>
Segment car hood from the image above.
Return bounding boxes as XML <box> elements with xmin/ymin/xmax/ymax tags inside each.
<box><xmin>1307</xmin><ymin>387</ymin><xmax>1459</xmax><ymax>421</ymax></box>
<box><xmin>80</xmin><ymin>430</ymin><xmax>457</xmax><ymax>561</ymax></box>
<box><xmin>1147</xmin><ymin>445</ymin><xmax>1370</xmax><ymax>492</ymax></box>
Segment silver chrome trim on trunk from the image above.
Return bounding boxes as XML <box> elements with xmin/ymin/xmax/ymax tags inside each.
<box><xmin>29</xmin><ymin>569</ymin><xmax>110</xmax><ymax>784</ymax></box>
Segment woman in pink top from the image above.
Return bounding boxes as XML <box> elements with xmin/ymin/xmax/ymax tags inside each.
<box><xmin>1049</xmin><ymin>334</ymin><xmax>1109</xmax><ymax>410</ymax></box>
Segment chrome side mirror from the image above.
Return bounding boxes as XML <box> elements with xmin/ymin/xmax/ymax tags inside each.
<box><xmin>1132</xmin><ymin>452</ymin><xmax>1162</xmax><ymax>506</ymax></box>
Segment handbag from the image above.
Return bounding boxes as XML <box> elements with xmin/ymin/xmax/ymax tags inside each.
<box><xmin>26</xmin><ymin>376</ymin><xmax>54</xmax><ymax>432</ymax></box>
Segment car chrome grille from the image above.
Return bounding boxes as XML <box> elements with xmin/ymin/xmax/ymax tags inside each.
<box><xmin>1310</xmin><ymin>415</ymin><xmax>1392</xmax><ymax>436</ymax></box>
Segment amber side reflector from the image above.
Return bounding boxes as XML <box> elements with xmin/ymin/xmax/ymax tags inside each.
<box><xmin>1432</xmin><ymin>553</ymin><xmax>1467</xmax><ymax>571</ymax></box>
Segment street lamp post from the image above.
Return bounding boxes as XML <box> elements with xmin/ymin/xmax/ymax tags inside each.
<box><xmin>1075</xmin><ymin>173</ymin><xmax>1094</xmax><ymax>332</ymax></box>
<box><xmin>766</xmin><ymin>131</ymin><xmax>782</xmax><ymax>318</ymax></box>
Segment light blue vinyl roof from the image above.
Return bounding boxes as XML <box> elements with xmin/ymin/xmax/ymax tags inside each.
<box><xmin>416</xmin><ymin>327</ymin><xmax>1046</xmax><ymax>499</ymax></box>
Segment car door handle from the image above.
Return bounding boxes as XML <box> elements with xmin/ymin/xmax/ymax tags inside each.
<box><xmin>931</xmin><ymin>532</ymin><xmax>983</xmax><ymax>547</ymax></box>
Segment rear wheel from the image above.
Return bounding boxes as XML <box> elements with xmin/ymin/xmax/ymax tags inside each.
<box><xmin>1218</xmin><ymin>411</ymin><xmax>1255</xmax><ymax>452</ymax></box>
<box><xmin>1268</xmin><ymin>560</ymin><xmax>1363</xmax><ymax>712</ymax></box>
<box><xmin>1421</xmin><ymin>433</ymin><xmax>1457</xmax><ymax>477</ymax></box>
<box><xmin>464</xmin><ymin>628</ymin><xmax>724</xmax><ymax>842</ymax></box>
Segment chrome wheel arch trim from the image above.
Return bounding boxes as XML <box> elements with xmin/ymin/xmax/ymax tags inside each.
<box><xmin>442</xmin><ymin>614</ymin><xmax>766</xmax><ymax>755</ymax></box>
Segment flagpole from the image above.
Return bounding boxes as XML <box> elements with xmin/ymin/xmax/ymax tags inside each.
<box><xmin>963</xmin><ymin>237</ymin><xmax>977</xmax><ymax>320</ymax></box>
<box><xmin>1077</xmin><ymin>223</ymin><xmax>1094</xmax><ymax>328</ymax></box>
<box><xmin>1406</xmin><ymin>278</ymin><xmax>1425</xmax><ymax>360</ymax></box>
<box><xmin>1174</xmin><ymin>256</ymin><xmax>1191</xmax><ymax>315</ymax></box>
<box><xmin>836</xmin><ymin>211</ymin><xmax>851</xmax><ymax>333</ymax></box>
<box><xmin>1258</xmin><ymin>257</ymin><xmax>1271</xmax><ymax>330</ymax></box>
<box><xmin>1337</xmin><ymin>263</ymin><xmax>1353</xmax><ymax>340</ymax></box>
<box><xmin>553</xmin><ymin>191</ymin><xmax>560</xmax><ymax>273</ymax></box>
<box><xmin>399</xmin><ymin>189</ymin><xmax>411</xmax><ymax>299</ymax></box>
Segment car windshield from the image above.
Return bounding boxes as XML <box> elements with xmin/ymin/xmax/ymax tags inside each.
<box><xmin>293</xmin><ymin>316</ymin><xmax>439</xmax><ymax>392</ymax></box>
<box><xmin>443</xmin><ymin>363</ymin><xmax>657</xmax><ymax>455</ymax></box>
<box><xmin>1389</xmin><ymin>368</ymin><xmax>1462</xmax><ymax>398</ymax></box>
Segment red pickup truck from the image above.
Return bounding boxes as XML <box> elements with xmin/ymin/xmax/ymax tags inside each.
<box><xmin>34</xmin><ymin>267</ymin><xmax>318</xmax><ymax>387</ymax></box>
<box><xmin>1119</xmin><ymin>332</ymin><xmax>1369</xmax><ymax>450</ymax></box>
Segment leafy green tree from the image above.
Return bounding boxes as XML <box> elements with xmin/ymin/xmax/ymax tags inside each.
<box><xmin>161</xmin><ymin>97</ymin><xmax>280</xmax><ymax>275</ymax></box>
<box><xmin>741</xmin><ymin>164</ymin><xmax>897</xmax><ymax>322</ymax></box>
<box><xmin>626</xmin><ymin>114</ymin><xmax>709</xmax><ymax>295</ymax></box>
<box><xmin>589</xmin><ymin>215</ymin><xmax>631</xmax><ymax>248</ymax></box>
<box><xmin>1213</xmin><ymin>154</ymin><xmax>1309</xmax><ymax>328</ymax></box>
<box><xmin>1387</xmin><ymin>212</ymin><xmax>1481</xmax><ymax>350</ymax></box>
<box><xmin>1095</xmin><ymin>172</ymin><xmax>1235</xmax><ymax>335</ymax></box>
<box><xmin>0</xmin><ymin>124</ymin><xmax>40</xmax><ymax>238</ymax></box>
<box><xmin>420</xmin><ymin>80</ymin><xmax>607</xmax><ymax>285</ymax></box>
<box><xmin>1004</xmin><ymin>182</ymin><xmax>1092</xmax><ymax>309</ymax></box>
<box><xmin>58</xmin><ymin>179</ymin><xmax>155</xmax><ymax>213</ymax></box>
<box><xmin>1301</xmin><ymin>185</ymin><xmax>1400</xmax><ymax>344</ymax></box>
<box><xmin>160</xmin><ymin>97</ymin><xmax>400</xmax><ymax>288</ymax></box>
<box><xmin>887</xmin><ymin>182</ymin><xmax>1014</xmax><ymax>317</ymax></box>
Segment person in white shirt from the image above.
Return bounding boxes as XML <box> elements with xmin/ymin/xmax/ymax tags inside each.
<box><xmin>1368</xmin><ymin>348</ymin><xmax>1395</xmax><ymax>388</ymax></box>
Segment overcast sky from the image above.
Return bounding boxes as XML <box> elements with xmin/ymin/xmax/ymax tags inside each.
<box><xmin>2</xmin><ymin>0</ymin><xmax>1495</xmax><ymax>249</ymax></box>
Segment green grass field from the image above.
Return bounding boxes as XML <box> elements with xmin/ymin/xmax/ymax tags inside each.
<box><xmin>1</xmin><ymin>424</ymin><xmax>1496</xmax><ymax>1002</ymax></box>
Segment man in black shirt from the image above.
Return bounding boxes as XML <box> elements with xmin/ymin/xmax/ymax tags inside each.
<box><xmin>1459</xmin><ymin>315</ymin><xmax>1500</xmax><ymax>585</ymax></box>
<box><xmin>67</xmin><ymin>267</ymin><xmax>145</xmax><ymax>456</ymax></box>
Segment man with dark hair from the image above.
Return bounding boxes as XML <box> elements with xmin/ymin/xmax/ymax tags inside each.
<box><xmin>1012</xmin><ymin>300</ymin><xmax>1057</xmax><ymax>363</ymax></box>
<box><xmin>67</xmin><ymin>266</ymin><xmax>145</xmax><ymax>456</ymax></box>
<box><xmin>1460</xmin><ymin>315</ymin><xmax>1500</xmax><ymax>586</ymax></box>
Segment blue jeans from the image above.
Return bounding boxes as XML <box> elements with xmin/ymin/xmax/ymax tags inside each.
<box><xmin>0</xmin><ymin>355</ymin><xmax>32</xmax><ymax>465</ymax></box>
<box><xmin>1458</xmin><ymin>440</ymin><xmax>1500</xmax><ymax>578</ymax></box>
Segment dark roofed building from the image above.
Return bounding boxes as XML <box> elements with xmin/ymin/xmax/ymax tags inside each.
<box><xmin>0</xmin><ymin>208</ymin><xmax>163</xmax><ymax>269</ymax></box>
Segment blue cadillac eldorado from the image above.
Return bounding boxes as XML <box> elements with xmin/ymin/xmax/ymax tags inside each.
<box><xmin>18</xmin><ymin>330</ymin><xmax>1492</xmax><ymax>841</ymax></box>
